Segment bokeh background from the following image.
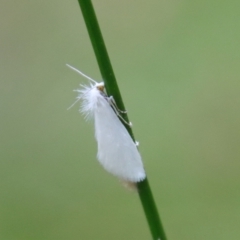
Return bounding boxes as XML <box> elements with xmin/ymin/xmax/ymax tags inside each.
<box><xmin>1</xmin><ymin>1</ymin><xmax>239</xmax><ymax>239</ymax></box>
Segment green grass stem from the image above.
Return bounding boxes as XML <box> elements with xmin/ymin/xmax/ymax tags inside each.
<box><xmin>77</xmin><ymin>1</ymin><xmax>167</xmax><ymax>239</ymax></box>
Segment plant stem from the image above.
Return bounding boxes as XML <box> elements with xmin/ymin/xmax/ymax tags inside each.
<box><xmin>77</xmin><ymin>1</ymin><xmax>167</xmax><ymax>239</ymax></box>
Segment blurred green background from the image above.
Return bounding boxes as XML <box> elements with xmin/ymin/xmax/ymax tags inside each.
<box><xmin>1</xmin><ymin>1</ymin><xmax>240</xmax><ymax>239</ymax></box>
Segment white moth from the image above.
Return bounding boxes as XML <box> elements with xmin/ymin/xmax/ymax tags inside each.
<box><xmin>67</xmin><ymin>64</ymin><xmax>146</xmax><ymax>183</ymax></box>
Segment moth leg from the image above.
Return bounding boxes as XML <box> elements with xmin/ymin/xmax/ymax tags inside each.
<box><xmin>107</xmin><ymin>96</ymin><xmax>132</xmax><ymax>127</ymax></box>
<box><xmin>108</xmin><ymin>96</ymin><xmax>127</xmax><ymax>114</ymax></box>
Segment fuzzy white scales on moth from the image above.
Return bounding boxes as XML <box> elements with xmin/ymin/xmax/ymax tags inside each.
<box><xmin>67</xmin><ymin>64</ymin><xmax>146</xmax><ymax>183</ymax></box>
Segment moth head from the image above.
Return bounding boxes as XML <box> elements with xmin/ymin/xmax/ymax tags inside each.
<box><xmin>96</xmin><ymin>82</ymin><xmax>105</xmax><ymax>92</ymax></box>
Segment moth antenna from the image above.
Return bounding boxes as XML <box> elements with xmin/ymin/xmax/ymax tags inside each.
<box><xmin>66</xmin><ymin>64</ymin><xmax>98</xmax><ymax>84</ymax></box>
<box><xmin>67</xmin><ymin>97</ymin><xmax>81</xmax><ymax>110</ymax></box>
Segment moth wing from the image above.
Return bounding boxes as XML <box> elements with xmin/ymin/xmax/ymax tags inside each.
<box><xmin>94</xmin><ymin>96</ymin><xmax>146</xmax><ymax>182</ymax></box>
